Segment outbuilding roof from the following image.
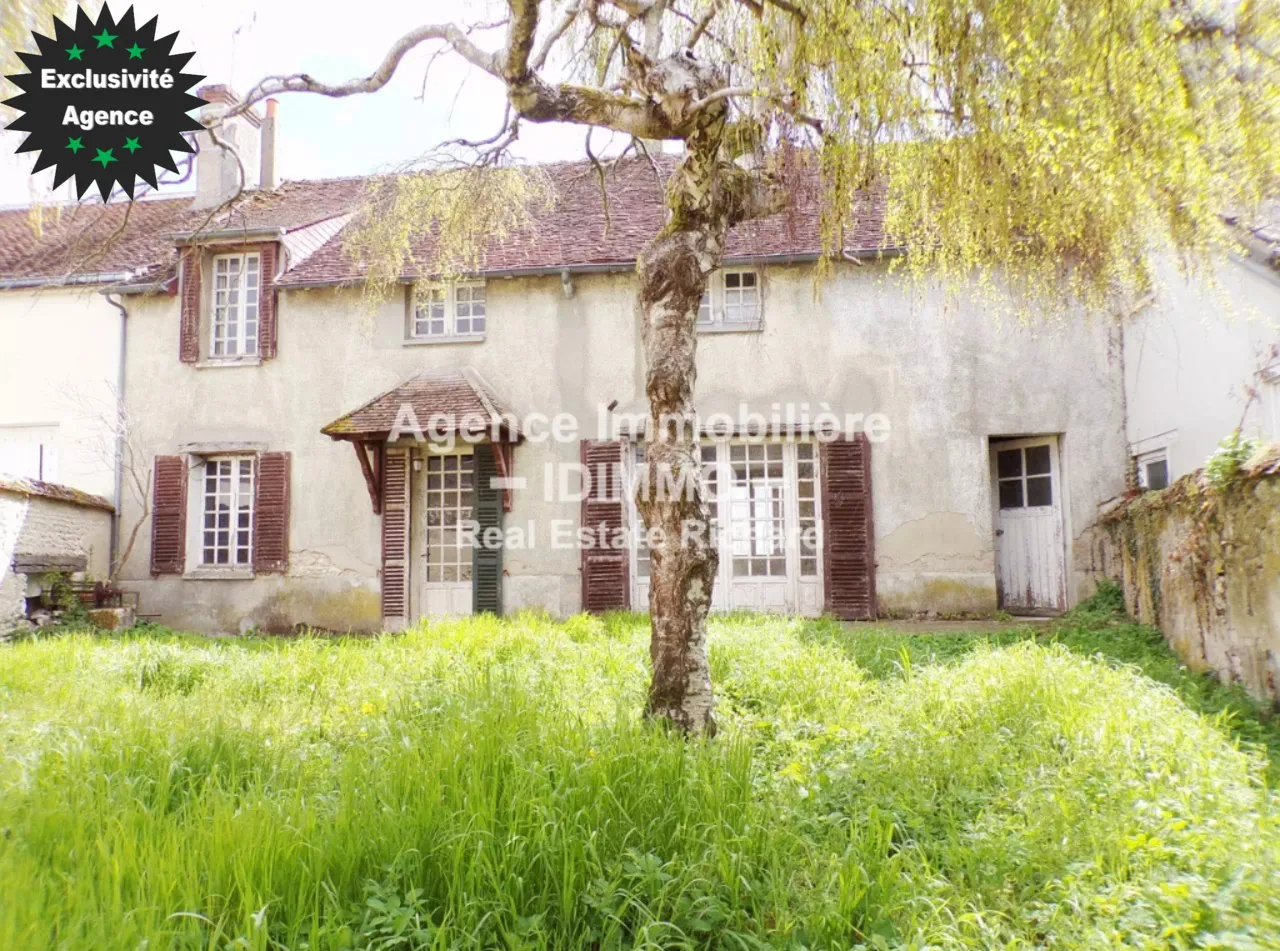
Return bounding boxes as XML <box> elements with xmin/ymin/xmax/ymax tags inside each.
<box><xmin>0</xmin><ymin>477</ymin><xmax>115</xmax><ymax>512</ymax></box>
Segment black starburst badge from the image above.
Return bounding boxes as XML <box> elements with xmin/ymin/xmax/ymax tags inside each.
<box><xmin>3</xmin><ymin>5</ymin><xmax>205</xmax><ymax>200</ymax></box>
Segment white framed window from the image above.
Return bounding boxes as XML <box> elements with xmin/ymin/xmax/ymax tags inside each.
<box><xmin>210</xmin><ymin>253</ymin><xmax>261</xmax><ymax>358</ymax></box>
<box><xmin>201</xmin><ymin>456</ymin><xmax>255</xmax><ymax>567</ymax></box>
<box><xmin>412</xmin><ymin>282</ymin><xmax>487</xmax><ymax>339</ymax></box>
<box><xmin>1136</xmin><ymin>448</ymin><xmax>1170</xmax><ymax>491</ymax></box>
<box><xmin>697</xmin><ymin>268</ymin><xmax>762</xmax><ymax>329</ymax></box>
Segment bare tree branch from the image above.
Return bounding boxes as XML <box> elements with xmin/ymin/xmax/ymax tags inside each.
<box><xmin>227</xmin><ymin>23</ymin><xmax>502</xmax><ymax>117</ymax></box>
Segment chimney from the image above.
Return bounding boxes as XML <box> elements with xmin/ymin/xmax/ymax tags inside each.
<box><xmin>260</xmin><ymin>99</ymin><xmax>279</xmax><ymax>191</ymax></box>
<box><xmin>193</xmin><ymin>84</ymin><xmax>262</xmax><ymax>210</ymax></box>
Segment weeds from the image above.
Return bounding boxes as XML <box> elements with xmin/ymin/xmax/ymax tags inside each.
<box><xmin>0</xmin><ymin>606</ymin><xmax>1276</xmax><ymax>949</ymax></box>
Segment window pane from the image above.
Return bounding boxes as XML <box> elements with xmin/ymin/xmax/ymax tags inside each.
<box><xmin>996</xmin><ymin>449</ymin><xmax>1022</xmax><ymax>479</ymax></box>
<box><xmin>1025</xmin><ymin>445</ymin><xmax>1051</xmax><ymax>476</ymax></box>
<box><xmin>1026</xmin><ymin>476</ymin><xmax>1053</xmax><ymax>507</ymax></box>
<box><xmin>697</xmin><ymin>290</ymin><xmax>712</xmax><ymax>324</ymax></box>
<box><xmin>1145</xmin><ymin>459</ymin><xmax>1169</xmax><ymax>491</ymax></box>
<box><xmin>998</xmin><ymin>479</ymin><xmax>1024</xmax><ymax>509</ymax></box>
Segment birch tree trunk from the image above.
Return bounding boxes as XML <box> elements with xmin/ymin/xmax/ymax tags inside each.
<box><xmin>636</xmin><ymin>127</ymin><xmax>736</xmax><ymax>736</ymax></box>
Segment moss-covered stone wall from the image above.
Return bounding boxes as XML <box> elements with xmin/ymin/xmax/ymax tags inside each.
<box><xmin>1103</xmin><ymin>467</ymin><xmax>1280</xmax><ymax>703</ymax></box>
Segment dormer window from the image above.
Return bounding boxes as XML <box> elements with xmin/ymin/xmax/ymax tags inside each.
<box><xmin>697</xmin><ymin>268</ymin><xmax>762</xmax><ymax>331</ymax></box>
<box><xmin>409</xmin><ymin>282</ymin><xmax>487</xmax><ymax>342</ymax></box>
<box><xmin>211</xmin><ymin>252</ymin><xmax>261</xmax><ymax>358</ymax></box>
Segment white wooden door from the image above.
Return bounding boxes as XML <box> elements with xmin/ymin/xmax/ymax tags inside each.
<box><xmin>412</xmin><ymin>449</ymin><xmax>475</xmax><ymax>618</ymax></box>
<box><xmin>629</xmin><ymin>440</ymin><xmax>823</xmax><ymax>616</ymax></box>
<box><xmin>991</xmin><ymin>437</ymin><xmax>1066</xmax><ymax>613</ymax></box>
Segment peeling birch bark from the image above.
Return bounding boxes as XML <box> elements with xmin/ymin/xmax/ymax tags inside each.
<box><xmin>636</xmin><ymin>113</ymin><xmax>737</xmax><ymax>736</ymax></box>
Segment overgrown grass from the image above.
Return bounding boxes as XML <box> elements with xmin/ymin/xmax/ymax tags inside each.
<box><xmin>1</xmin><ymin>601</ymin><xmax>1277</xmax><ymax>949</ymax></box>
<box><xmin>803</xmin><ymin>581</ymin><xmax>1280</xmax><ymax>777</ymax></box>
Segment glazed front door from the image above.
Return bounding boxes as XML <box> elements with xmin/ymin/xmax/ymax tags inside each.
<box><xmin>411</xmin><ymin>449</ymin><xmax>474</xmax><ymax>618</ymax></box>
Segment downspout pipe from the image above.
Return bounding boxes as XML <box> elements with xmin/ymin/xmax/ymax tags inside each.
<box><xmin>102</xmin><ymin>291</ymin><xmax>128</xmax><ymax>582</ymax></box>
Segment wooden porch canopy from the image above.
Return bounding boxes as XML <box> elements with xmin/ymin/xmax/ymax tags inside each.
<box><xmin>321</xmin><ymin>369</ymin><xmax>521</xmax><ymax>514</ymax></box>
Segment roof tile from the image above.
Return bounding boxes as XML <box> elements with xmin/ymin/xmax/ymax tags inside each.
<box><xmin>0</xmin><ymin>156</ymin><xmax>888</xmax><ymax>288</ymax></box>
<box><xmin>322</xmin><ymin>369</ymin><xmax>521</xmax><ymax>441</ymax></box>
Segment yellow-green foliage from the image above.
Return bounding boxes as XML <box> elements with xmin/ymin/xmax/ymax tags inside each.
<box><xmin>343</xmin><ymin>164</ymin><xmax>554</xmax><ymax>305</ymax></box>
<box><xmin>742</xmin><ymin>0</ymin><xmax>1280</xmax><ymax>311</ymax></box>
<box><xmin>1</xmin><ymin>614</ymin><xmax>1277</xmax><ymax>948</ymax></box>
<box><xmin>2</xmin><ymin>0</ymin><xmax>74</xmax><ymax>231</ymax></box>
<box><xmin>345</xmin><ymin>0</ymin><xmax>1278</xmax><ymax>319</ymax></box>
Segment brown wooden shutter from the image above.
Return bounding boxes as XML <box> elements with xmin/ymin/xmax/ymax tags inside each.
<box><xmin>580</xmin><ymin>439</ymin><xmax>629</xmax><ymax>613</ymax></box>
<box><xmin>253</xmin><ymin>451</ymin><xmax>291</xmax><ymax>573</ymax></box>
<box><xmin>381</xmin><ymin>447</ymin><xmax>411</xmax><ymax>630</ymax></box>
<box><xmin>179</xmin><ymin>249</ymin><xmax>200</xmax><ymax>364</ymax></box>
<box><xmin>821</xmin><ymin>434</ymin><xmax>877</xmax><ymax>620</ymax></box>
<box><xmin>257</xmin><ymin>243</ymin><xmax>279</xmax><ymax>360</ymax></box>
<box><xmin>472</xmin><ymin>444</ymin><xmax>504</xmax><ymax>615</ymax></box>
<box><xmin>150</xmin><ymin>455</ymin><xmax>187</xmax><ymax>575</ymax></box>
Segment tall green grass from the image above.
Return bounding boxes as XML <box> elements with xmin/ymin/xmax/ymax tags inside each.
<box><xmin>0</xmin><ymin>609</ymin><xmax>1277</xmax><ymax>949</ymax></box>
<box><xmin>802</xmin><ymin>581</ymin><xmax>1280</xmax><ymax>777</ymax></box>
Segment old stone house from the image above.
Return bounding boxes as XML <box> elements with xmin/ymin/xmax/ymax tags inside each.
<box><xmin>0</xmin><ymin>86</ymin><xmax>1167</xmax><ymax>634</ymax></box>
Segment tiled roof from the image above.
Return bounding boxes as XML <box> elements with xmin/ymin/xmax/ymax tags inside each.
<box><xmin>0</xmin><ymin>177</ymin><xmax>367</xmax><ymax>286</ymax></box>
<box><xmin>322</xmin><ymin>369</ymin><xmax>521</xmax><ymax>441</ymax></box>
<box><xmin>282</xmin><ymin>156</ymin><xmax>889</xmax><ymax>287</ymax></box>
<box><xmin>0</xmin><ymin>477</ymin><xmax>115</xmax><ymax>512</ymax></box>
<box><xmin>0</xmin><ymin>156</ymin><xmax>889</xmax><ymax>289</ymax></box>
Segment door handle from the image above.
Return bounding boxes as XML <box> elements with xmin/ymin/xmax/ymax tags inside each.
<box><xmin>995</xmin><ymin>529</ymin><xmax>1004</xmax><ymax>537</ymax></box>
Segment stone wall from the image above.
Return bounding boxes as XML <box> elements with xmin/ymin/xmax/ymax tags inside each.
<box><xmin>0</xmin><ymin>484</ymin><xmax>114</xmax><ymax>634</ymax></box>
<box><xmin>0</xmin><ymin>493</ymin><xmax>29</xmax><ymax>628</ymax></box>
<box><xmin>1102</xmin><ymin>462</ymin><xmax>1280</xmax><ymax>703</ymax></box>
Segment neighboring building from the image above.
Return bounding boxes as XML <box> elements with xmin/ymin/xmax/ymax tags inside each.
<box><xmin>0</xmin><ymin>221</ymin><xmax>131</xmax><ymax>499</ymax></box>
<box><xmin>0</xmin><ymin>477</ymin><xmax>114</xmax><ymax>629</ymax></box>
<box><xmin>1124</xmin><ymin>230</ymin><xmax>1280</xmax><ymax>490</ymax></box>
<box><xmin>1</xmin><ymin>84</ymin><xmax>1142</xmax><ymax>633</ymax></box>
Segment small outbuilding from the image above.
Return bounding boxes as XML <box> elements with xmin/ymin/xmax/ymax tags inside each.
<box><xmin>0</xmin><ymin>477</ymin><xmax>114</xmax><ymax>632</ymax></box>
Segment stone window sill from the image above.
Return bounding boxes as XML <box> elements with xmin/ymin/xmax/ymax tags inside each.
<box><xmin>184</xmin><ymin>568</ymin><xmax>255</xmax><ymax>581</ymax></box>
<box><xmin>698</xmin><ymin>320</ymin><xmax>764</xmax><ymax>334</ymax></box>
<box><xmin>195</xmin><ymin>357</ymin><xmax>263</xmax><ymax>369</ymax></box>
<box><xmin>402</xmin><ymin>333</ymin><xmax>486</xmax><ymax>347</ymax></box>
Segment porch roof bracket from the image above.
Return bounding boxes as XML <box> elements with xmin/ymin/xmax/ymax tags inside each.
<box><xmin>491</xmin><ymin>441</ymin><xmax>514</xmax><ymax>512</ymax></box>
<box><xmin>354</xmin><ymin>440</ymin><xmax>381</xmax><ymax>514</ymax></box>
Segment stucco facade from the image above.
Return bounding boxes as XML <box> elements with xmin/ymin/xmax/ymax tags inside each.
<box><xmin>0</xmin><ymin>285</ymin><xmax>124</xmax><ymax>502</ymax></box>
<box><xmin>115</xmin><ymin>261</ymin><xmax>1128</xmax><ymax>633</ymax></box>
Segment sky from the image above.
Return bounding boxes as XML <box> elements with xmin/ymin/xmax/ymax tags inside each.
<box><xmin>0</xmin><ymin>0</ymin><xmax>616</xmax><ymax>206</ymax></box>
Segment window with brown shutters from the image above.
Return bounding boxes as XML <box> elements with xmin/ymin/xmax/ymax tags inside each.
<box><xmin>381</xmin><ymin>448</ymin><xmax>411</xmax><ymax>630</ymax></box>
<box><xmin>253</xmin><ymin>451</ymin><xmax>291</xmax><ymax>573</ymax></box>
<box><xmin>150</xmin><ymin>455</ymin><xmax>188</xmax><ymax>575</ymax></box>
<box><xmin>580</xmin><ymin>439</ymin><xmax>629</xmax><ymax>613</ymax></box>
<box><xmin>178</xmin><ymin>242</ymin><xmax>279</xmax><ymax>364</ymax></box>
<box><xmin>820</xmin><ymin>434</ymin><xmax>877</xmax><ymax>620</ymax></box>
<box><xmin>256</xmin><ymin>243</ymin><xmax>279</xmax><ymax>359</ymax></box>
